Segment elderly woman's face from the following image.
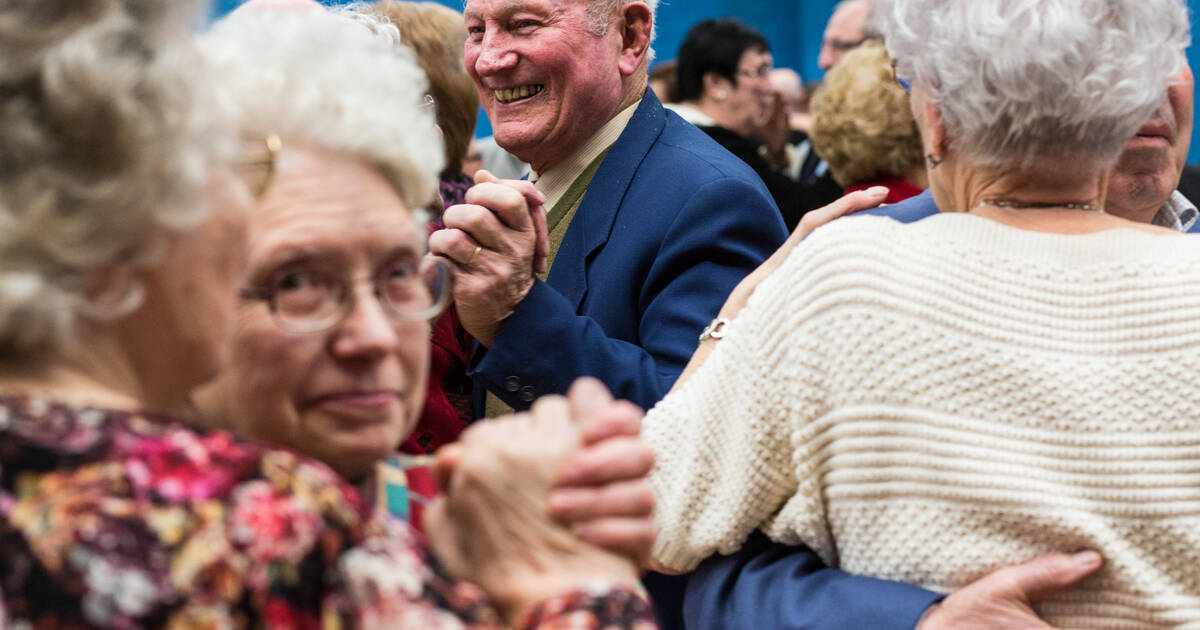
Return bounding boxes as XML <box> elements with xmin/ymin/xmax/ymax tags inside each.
<box><xmin>197</xmin><ymin>145</ymin><xmax>430</xmax><ymax>480</ymax></box>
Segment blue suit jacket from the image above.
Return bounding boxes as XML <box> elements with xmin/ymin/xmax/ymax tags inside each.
<box><xmin>469</xmin><ymin>92</ymin><xmax>787</xmax><ymax>629</ymax></box>
<box><xmin>470</xmin><ymin>92</ymin><xmax>787</xmax><ymax>412</ymax></box>
<box><xmin>683</xmin><ymin>186</ymin><xmax>1200</xmax><ymax>630</ymax></box>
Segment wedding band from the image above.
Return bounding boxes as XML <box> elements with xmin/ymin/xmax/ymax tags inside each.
<box><xmin>466</xmin><ymin>245</ymin><xmax>482</xmax><ymax>264</ymax></box>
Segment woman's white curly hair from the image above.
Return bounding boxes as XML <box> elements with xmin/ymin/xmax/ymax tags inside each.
<box><xmin>0</xmin><ymin>0</ymin><xmax>228</xmax><ymax>359</ymax></box>
<box><xmin>879</xmin><ymin>0</ymin><xmax>1190</xmax><ymax>169</ymax></box>
<box><xmin>200</xmin><ymin>7</ymin><xmax>445</xmax><ymax>213</ymax></box>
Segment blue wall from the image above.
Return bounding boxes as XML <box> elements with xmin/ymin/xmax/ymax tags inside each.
<box><xmin>215</xmin><ymin>0</ymin><xmax>1200</xmax><ymax>161</ymax></box>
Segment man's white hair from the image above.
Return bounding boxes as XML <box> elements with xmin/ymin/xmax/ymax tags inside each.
<box><xmin>880</xmin><ymin>0</ymin><xmax>1189</xmax><ymax>170</ymax></box>
<box><xmin>586</xmin><ymin>0</ymin><xmax>659</xmax><ymax>64</ymax></box>
<box><xmin>201</xmin><ymin>7</ymin><xmax>444</xmax><ymax>211</ymax></box>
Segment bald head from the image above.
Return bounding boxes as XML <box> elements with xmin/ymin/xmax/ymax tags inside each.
<box><xmin>233</xmin><ymin>0</ymin><xmax>323</xmax><ymax>15</ymax></box>
<box><xmin>818</xmin><ymin>0</ymin><xmax>873</xmax><ymax>72</ymax></box>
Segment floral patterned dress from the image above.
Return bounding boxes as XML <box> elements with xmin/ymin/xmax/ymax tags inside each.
<box><xmin>0</xmin><ymin>396</ymin><xmax>656</xmax><ymax>630</ymax></box>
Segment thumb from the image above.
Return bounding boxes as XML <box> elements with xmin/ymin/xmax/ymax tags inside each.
<box><xmin>999</xmin><ymin>551</ymin><xmax>1102</xmax><ymax>604</ymax></box>
<box><xmin>433</xmin><ymin>443</ymin><xmax>464</xmax><ymax>491</ymax></box>
<box><xmin>474</xmin><ymin>168</ymin><xmax>500</xmax><ymax>185</ymax></box>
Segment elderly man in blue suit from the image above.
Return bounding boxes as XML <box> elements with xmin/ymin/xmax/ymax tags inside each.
<box><xmin>427</xmin><ymin>1</ymin><xmax>788</xmax><ymax>626</ymax></box>
<box><xmin>684</xmin><ymin>64</ymin><xmax>1198</xmax><ymax>630</ymax></box>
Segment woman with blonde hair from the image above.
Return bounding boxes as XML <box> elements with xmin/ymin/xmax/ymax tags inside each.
<box><xmin>809</xmin><ymin>40</ymin><xmax>925</xmax><ymax>203</ymax></box>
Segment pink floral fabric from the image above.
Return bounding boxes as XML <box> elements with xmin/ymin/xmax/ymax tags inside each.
<box><xmin>0</xmin><ymin>396</ymin><xmax>655</xmax><ymax>630</ymax></box>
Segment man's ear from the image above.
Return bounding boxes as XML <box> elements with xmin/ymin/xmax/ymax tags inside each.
<box><xmin>922</xmin><ymin>97</ymin><xmax>947</xmax><ymax>159</ymax></box>
<box><xmin>617</xmin><ymin>2</ymin><xmax>652</xmax><ymax>76</ymax></box>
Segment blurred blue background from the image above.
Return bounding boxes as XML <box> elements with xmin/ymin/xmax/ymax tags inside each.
<box><xmin>213</xmin><ymin>0</ymin><xmax>1200</xmax><ymax>162</ymax></box>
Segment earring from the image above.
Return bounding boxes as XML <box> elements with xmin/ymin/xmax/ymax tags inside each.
<box><xmin>925</xmin><ymin>153</ymin><xmax>944</xmax><ymax>168</ymax></box>
<box><xmin>715</xmin><ymin>89</ymin><xmax>728</xmax><ymax>100</ymax></box>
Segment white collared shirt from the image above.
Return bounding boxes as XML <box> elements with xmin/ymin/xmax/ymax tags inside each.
<box><xmin>530</xmin><ymin>100</ymin><xmax>642</xmax><ymax>211</ymax></box>
<box><xmin>1152</xmin><ymin>190</ymin><xmax>1199</xmax><ymax>232</ymax></box>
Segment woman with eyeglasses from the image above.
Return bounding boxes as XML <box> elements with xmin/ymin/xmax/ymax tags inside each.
<box><xmin>0</xmin><ymin>0</ymin><xmax>656</xmax><ymax>627</ymax></box>
<box><xmin>645</xmin><ymin>0</ymin><xmax>1200</xmax><ymax>626</ymax></box>
<box><xmin>190</xmin><ymin>6</ymin><xmax>659</xmax><ymax>628</ymax></box>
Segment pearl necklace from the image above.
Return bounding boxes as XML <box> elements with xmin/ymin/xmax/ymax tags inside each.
<box><xmin>977</xmin><ymin>199</ymin><xmax>1105</xmax><ymax>213</ymax></box>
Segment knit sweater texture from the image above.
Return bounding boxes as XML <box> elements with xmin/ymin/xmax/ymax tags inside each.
<box><xmin>646</xmin><ymin>213</ymin><xmax>1200</xmax><ymax>628</ymax></box>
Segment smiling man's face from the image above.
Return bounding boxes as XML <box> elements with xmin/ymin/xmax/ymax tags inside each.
<box><xmin>1107</xmin><ymin>64</ymin><xmax>1194</xmax><ymax>222</ymax></box>
<box><xmin>464</xmin><ymin>0</ymin><xmax>627</xmax><ymax>172</ymax></box>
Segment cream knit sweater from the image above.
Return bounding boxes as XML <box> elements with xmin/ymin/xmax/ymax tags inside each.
<box><xmin>646</xmin><ymin>213</ymin><xmax>1200</xmax><ymax>628</ymax></box>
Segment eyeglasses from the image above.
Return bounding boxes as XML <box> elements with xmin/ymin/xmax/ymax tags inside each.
<box><xmin>890</xmin><ymin>59</ymin><xmax>912</xmax><ymax>93</ymax></box>
<box><xmin>239</xmin><ymin>255</ymin><xmax>452</xmax><ymax>334</ymax></box>
<box><xmin>736</xmin><ymin>65</ymin><xmax>772</xmax><ymax>80</ymax></box>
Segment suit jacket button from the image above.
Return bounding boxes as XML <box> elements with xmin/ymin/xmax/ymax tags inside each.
<box><xmin>505</xmin><ymin>376</ymin><xmax>521</xmax><ymax>392</ymax></box>
<box><xmin>519</xmin><ymin>386</ymin><xmax>536</xmax><ymax>403</ymax></box>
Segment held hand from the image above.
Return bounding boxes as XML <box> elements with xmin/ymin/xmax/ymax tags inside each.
<box><xmin>916</xmin><ymin>551</ymin><xmax>1103</xmax><ymax>630</ymax></box>
<box><xmin>428</xmin><ymin>169</ymin><xmax>548</xmax><ymax>346</ymax></box>
<box><xmin>547</xmin><ymin>379</ymin><xmax>657</xmax><ymax>566</ymax></box>
<box><xmin>720</xmin><ymin>186</ymin><xmax>890</xmax><ymax>321</ymax></box>
<box><xmin>424</xmin><ymin>391</ymin><xmax>641</xmax><ymax>624</ymax></box>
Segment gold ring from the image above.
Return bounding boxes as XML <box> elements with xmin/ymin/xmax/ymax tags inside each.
<box><xmin>466</xmin><ymin>245</ymin><xmax>482</xmax><ymax>265</ymax></box>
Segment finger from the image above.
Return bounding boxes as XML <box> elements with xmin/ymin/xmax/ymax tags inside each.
<box><xmin>556</xmin><ymin>437</ymin><xmax>654</xmax><ymax>486</ymax></box>
<box><xmin>465</xmin><ymin>181</ymin><xmax>533</xmax><ymax>233</ymax></box>
<box><xmin>487</xmin><ymin>179</ymin><xmax>547</xmax><ymax>273</ymax></box>
<box><xmin>795</xmin><ymin>186</ymin><xmax>890</xmax><ymax>240</ymax></box>
<box><xmin>548</xmin><ymin>479</ymin><xmax>655</xmax><ymax>522</ymax></box>
<box><xmin>530</xmin><ymin>197</ymin><xmax>549</xmax><ymax>275</ymax></box>
<box><xmin>428</xmin><ymin>227</ymin><xmax>483</xmax><ymax>267</ymax></box>
<box><xmin>474</xmin><ymin>168</ymin><xmax>499</xmax><ymax>185</ymax></box>
<box><xmin>566</xmin><ymin>377</ymin><xmax>614</xmax><ymax>427</ymax></box>
<box><xmin>529</xmin><ymin>393</ymin><xmax>570</xmax><ymax>433</ymax></box>
<box><xmin>433</xmin><ymin>443</ymin><xmax>464</xmax><ymax>491</ymax></box>
<box><xmin>571</xmin><ymin>518</ymin><xmax>657</xmax><ymax>564</ymax></box>
<box><xmin>442</xmin><ymin>202</ymin><xmax>514</xmax><ymax>252</ymax></box>
<box><xmin>579</xmin><ymin>400</ymin><xmax>644</xmax><ymax>445</ymax></box>
<box><xmin>990</xmin><ymin>551</ymin><xmax>1103</xmax><ymax>604</ymax></box>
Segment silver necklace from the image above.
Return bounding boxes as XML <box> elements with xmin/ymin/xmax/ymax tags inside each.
<box><xmin>977</xmin><ymin>199</ymin><xmax>1104</xmax><ymax>213</ymax></box>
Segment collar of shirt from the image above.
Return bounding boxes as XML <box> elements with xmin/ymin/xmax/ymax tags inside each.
<box><xmin>1152</xmin><ymin>190</ymin><xmax>1198</xmax><ymax>232</ymax></box>
<box><xmin>530</xmin><ymin>99</ymin><xmax>642</xmax><ymax>211</ymax></box>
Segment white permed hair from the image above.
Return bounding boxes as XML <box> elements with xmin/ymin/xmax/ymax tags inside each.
<box><xmin>201</xmin><ymin>7</ymin><xmax>444</xmax><ymax>212</ymax></box>
<box><xmin>879</xmin><ymin>0</ymin><xmax>1190</xmax><ymax>169</ymax></box>
<box><xmin>0</xmin><ymin>0</ymin><xmax>228</xmax><ymax>359</ymax></box>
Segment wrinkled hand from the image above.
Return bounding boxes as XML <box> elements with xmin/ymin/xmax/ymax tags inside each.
<box><xmin>547</xmin><ymin>379</ymin><xmax>656</xmax><ymax>567</ymax></box>
<box><xmin>427</xmin><ymin>169</ymin><xmax>549</xmax><ymax>347</ymax></box>
<box><xmin>424</xmin><ymin>381</ymin><xmax>642</xmax><ymax>623</ymax></box>
<box><xmin>720</xmin><ymin>186</ymin><xmax>890</xmax><ymax>320</ymax></box>
<box><xmin>916</xmin><ymin>551</ymin><xmax>1102</xmax><ymax>630</ymax></box>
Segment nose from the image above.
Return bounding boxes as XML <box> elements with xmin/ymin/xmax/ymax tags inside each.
<box><xmin>329</xmin><ymin>287</ymin><xmax>401</xmax><ymax>362</ymax></box>
<box><xmin>473</xmin><ymin>32</ymin><xmax>518</xmax><ymax>76</ymax></box>
<box><xmin>818</xmin><ymin>46</ymin><xmax>834</xmax><ymax>72</ymax></box>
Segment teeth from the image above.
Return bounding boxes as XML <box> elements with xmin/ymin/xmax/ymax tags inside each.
<box><xmin>494</xmin><ymin>84</ymin><xmax>543</xmax><ymax>103</ymax></box>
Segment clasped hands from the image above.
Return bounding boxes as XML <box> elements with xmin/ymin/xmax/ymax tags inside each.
<box><xmin>424</xmin><ymin>378</ymin><xmax>655</xmax><ymax>624</ymax></box>
<box><xmin>428</xmin><ymin>170</ymin><xmax>548</xmax><ymax>348</ymax></box>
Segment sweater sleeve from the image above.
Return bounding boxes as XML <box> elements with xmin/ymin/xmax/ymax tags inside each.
<box><xmin>644</xmin><ymin>247</ymin><xmax>834</xmax><ymax>573</ymax></box>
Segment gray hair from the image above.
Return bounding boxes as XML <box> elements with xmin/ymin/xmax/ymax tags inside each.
<box><xmin>0</xmin><ymin>0</ymin><xmax>228</xmax><ymax>359</ymax></box>
<box><xmin>585</xmin><ymin>0</ymin><xmax>659</xmax><ymax>64</ymax></box>
<box><xmin>201</xmin><ymin>7</ymin><xmax>444</xmax><ymax>212</ymax></box>
<box><xmin>880</xmin><ymin>0</ymin><xmax>1189</xmax><ymax>169</ymax></box>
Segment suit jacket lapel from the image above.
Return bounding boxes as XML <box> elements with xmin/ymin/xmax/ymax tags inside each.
<box><xmin>546</xmin><ymin>92</ymin><xmax>668</xmax><ymax>310</ymax></box>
